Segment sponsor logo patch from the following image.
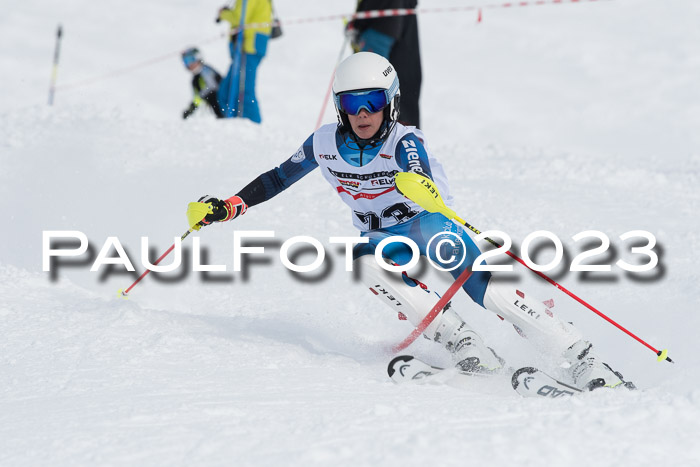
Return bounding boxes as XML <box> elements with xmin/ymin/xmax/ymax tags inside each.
<box><xmin>336</xmin><ymin>185</ymin><xmax>395</xmax><ymax>200</ymax></box>
<box><xmin>514</xmin><ymin>299</ymin><xmax>541</xmax><ymax>320</ymax></box>
<box><xmin>339</xmin><ymin>179</ymin><xmax>360</xmax><ymax>189</ymax></box>
<box><xmin>291</xmin><ymin>149</ymin><xmax>305</xmax><ymax>163</ymax></box>
<box><xmin>328</xmin><ymin>168</ymin><xmax>398</xmax><ymax>181</ymax></box>
<box><xmin>370</xmin><ymin>178</ymin><xmax>393</xmax><ymax>186</ymax></box>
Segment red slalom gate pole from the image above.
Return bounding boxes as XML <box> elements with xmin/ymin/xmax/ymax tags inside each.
<box><xmin>119</xmin><ymin>228</ymin><xmax>195</xmax><ymax>298</ymax></box>
<box><xmin>392</xmin><ymin>266</ymin><xmax>473</xmax><ymax>353</ymax></box>
<box><xmin>315</xmin><ymin>35</ymin><xmax>350</xmax><ymax>130</ymax></box>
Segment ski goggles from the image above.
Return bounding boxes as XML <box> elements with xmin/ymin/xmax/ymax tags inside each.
<box><xmin>337</xmin><ymin>89</ymin><xmax>390</xmax><ymax>115</ymax></box>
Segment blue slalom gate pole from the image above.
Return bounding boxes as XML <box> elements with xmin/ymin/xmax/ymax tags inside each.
<box><xmin>226</xmin><ymin>0</ymin><xmax>249</xmax><ymax>118</ymax></box>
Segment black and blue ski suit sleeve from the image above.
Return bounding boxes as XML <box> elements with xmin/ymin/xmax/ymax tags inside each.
<box><xmin>236</xmin><ymin>134</ymin><xmax>318</xmax><ymax>207</ymax></box>
<box><xmin>394</xmin><ymin>133</ymin><xmax>433</xmax><ymax>179</ymax></box>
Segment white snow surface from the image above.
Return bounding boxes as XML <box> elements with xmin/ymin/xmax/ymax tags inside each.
<box><xmin>2</xmin><ymin>0</ymin><xmax>700</xmax><ymax>465</ymax></box>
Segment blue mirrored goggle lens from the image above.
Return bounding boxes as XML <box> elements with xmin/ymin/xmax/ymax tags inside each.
<box><xmin>183</xmin><ymin>55</ymin><xmax>197</xmax><ymax>66</ymax></box>
<box><xmin>338</xmin><ymin>90</ymin><xmax>389</xmax><ymax>115</ymax></box>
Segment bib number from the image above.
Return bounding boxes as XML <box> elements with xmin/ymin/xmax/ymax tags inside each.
<box><xmin>354</xmin><ymin>202</ymin><xmax>418</xmax><ymax>230</ymax></box>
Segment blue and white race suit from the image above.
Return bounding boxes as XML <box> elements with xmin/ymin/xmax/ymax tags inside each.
<box><xmin>236</xmin><ymin>123</ymin><xmax>491</xmax><ymax>306</ymax></box>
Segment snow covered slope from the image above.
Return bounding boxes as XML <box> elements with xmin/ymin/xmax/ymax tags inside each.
<box><xmin>1</xmin><ymin>0</ymin><xmax>699</xmax><ymax>465</ymax></box>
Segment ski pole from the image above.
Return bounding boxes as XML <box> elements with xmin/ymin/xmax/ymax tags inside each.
<box><xmin>119</xmin><ymin>202</ymin><xmax>213</xmax><ymax>298</ymax></box>
<box><xmin>392</xmin><ymin>266</ymin><xmax>473</xmax><ymax>352</ymax></box>
<box><xmin>315</xmin><ymin>33</ymin><xmax>350</xmax><ymax>130</ymax></box>
<box><xmin>48</xmin><ymin>24</ymin><xmax>63</xmax><ymax>106</ymax></box>
<box><xmin>118</xmin><ymin>227</ymin><xmax>196</xmax><ymax>297</ymax></box>
<box><xmin>394</xmin><ymin>172</ymin><xmax>673</xmax><ymax>363</ymax></box>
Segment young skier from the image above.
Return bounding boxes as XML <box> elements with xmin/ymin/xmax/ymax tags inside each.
<box><xmin>189</xmin><ymin>51</ymin><xmax>631</xmax><ymax>391</ymax></box>
<box><xmin>181</xmin><ymin>48</ymin><xmax>224</xmax><ymax>120</ymax></box>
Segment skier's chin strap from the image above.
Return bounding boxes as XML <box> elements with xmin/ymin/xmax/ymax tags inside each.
<box><xmin>339</xmin><ymin>123</ymin><xmax>391</xmax><ymax>150</ymax></box>
<box><xmin>338</xmin><ymin>109</ymin><xmax>396</xmax><ymax>151</ymax></box>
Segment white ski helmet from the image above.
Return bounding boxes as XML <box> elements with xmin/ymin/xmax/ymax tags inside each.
<box><xmin>332</xmin><ymin>52</ymin><xmax>401</xmax><ymax>139</ymax></box>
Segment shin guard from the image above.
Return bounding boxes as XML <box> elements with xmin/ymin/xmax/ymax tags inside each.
<box><xmin>482</xmin><ymin>278</ymin><xmax>582</xmax><ymax>355</ymax></box>
<box><xmin>355</xmin><ymin>255</ymin><xmax>446</xmax><ymax>338</ymax></box>
<box><xmin>355</xmin><ymin>256</ymin><xmax>503</xmax><ymax>371</ymax></box>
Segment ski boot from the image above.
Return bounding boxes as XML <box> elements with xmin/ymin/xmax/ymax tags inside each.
<box><xmin>563</xmin><ymin>340</ymin><xmax>636</xmax><ymax>391</ymax></box>
<box><xmin>435</xmin><ymin>319</ymin><xmax>505</xmax><ymax>375</ymax></box>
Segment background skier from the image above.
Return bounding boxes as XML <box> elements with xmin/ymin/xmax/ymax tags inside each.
<box><xmin>181</xmin><ymin>47</ymin><xmax>224</xmax><ymax>119</ymax></box>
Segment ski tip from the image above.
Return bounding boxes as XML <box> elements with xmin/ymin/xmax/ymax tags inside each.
<box><xmin>511</xmin><ymin>367</ymin><xmax>537</xmax><ymax>390</ymax></box>
<box><xmin>387</xmin><ymin>355</ymin><xmax>414</xmax><ymax>378</ymax></box>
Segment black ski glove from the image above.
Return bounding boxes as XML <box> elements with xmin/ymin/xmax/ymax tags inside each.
<box><xmin>195</xmin><ymin>195</ymin><xmax>248</xmax><ymax>227</ymax></box>
<box><xmin>182</xmin><ymin>103</ymin><xmax>196</xmax><ymax>120</ymax></box>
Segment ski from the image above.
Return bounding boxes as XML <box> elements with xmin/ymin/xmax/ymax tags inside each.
<box><xmin>511</xmin><ymin>366</ymin><xmax>582</xmax><ymax>398</ymax></box>
<box><xmin>388</xmin><ymin>355</ymin><xmax>449</xmax><ymax>383</ymax></box>
<box><xmin>387</xmin><ymin>355</ymin><xmax>585</xmax><ymax>398</ymax></box>
<box><xmin>387</xmin><ymin>355</ymin><xmax>495</xmax><ymax>384</ymax></box>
